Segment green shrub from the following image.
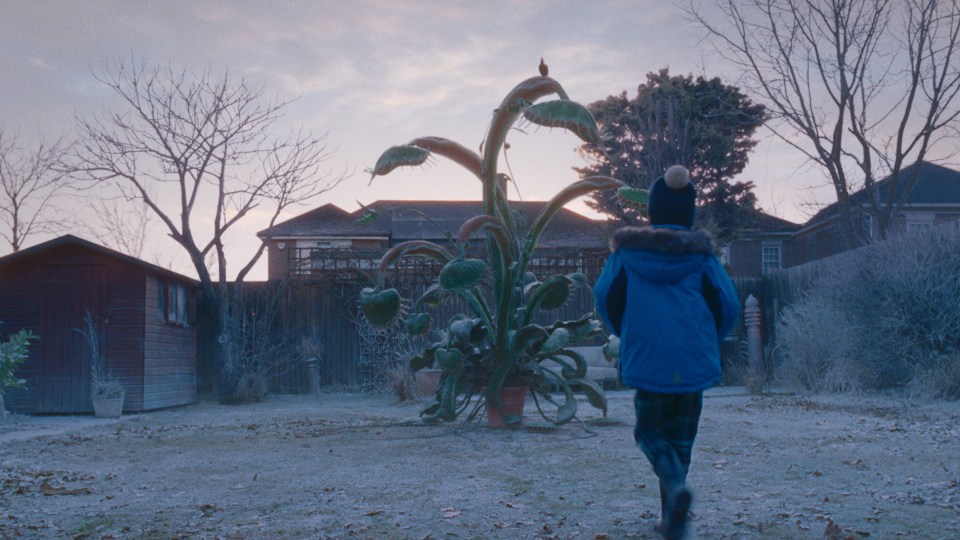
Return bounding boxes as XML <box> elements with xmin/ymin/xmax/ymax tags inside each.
<box><xmin>775</xmin><ymin>225</ymin><xmax>960</xmax><ymax>398</ymax></box>
<box><xmin>1</xmin><ymin>327</ymin><xmax>37</xmax><ymax>393</ymax></box>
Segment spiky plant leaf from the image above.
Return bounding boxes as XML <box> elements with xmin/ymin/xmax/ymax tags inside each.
<box><xmin>448</xmin><ymin>318</ymin><xmax>481</xmax><ymax>346</ymax></box>
<box><xmin>555</xmin><ymin>391</ymin><xmax>578</xmax><ymax>424</ymax></box>
<box><xmin>551</xmin><ymin>313</ymin><xmax>603</xmax><ymax>342</ymax></box>
<box><xmin>541</xmin><ymin>328</ymin><xmax>569</xmax><ymax>353</ymax></box>
<box><xmin>439</xmin><ymin>258</ymin><xmax>486</xmax><ymax>290</ymax></box>
<box><xmin>570</xmin><ymin>377</ymin><xmax>607</xmax><ymax>415</ymax></box>
<box><xmin>369</xmin><ymin>145</ymin><xmax>430</xmax><ymax>179</ymax></box>
<box><xmin>567</xmin><ymin>272</ymin><xmax>589</xmax><ymax>287</ymax></box>
<box><xmin>420</xmin><ymin>401</ymin><xmax>441</xmax><ymax>417</ymax></box>
<box><xmin>405</xmin><ymin>313</ymin><xmax>431</xmax><ymax>337</ymax></box>
<box><xmin>359</xmin><ymin>288</ymin><xmax>401</xmax><ymax>326</ymax></box>
<box><xmin>436</xmin><ymin>349</ymin><xmax>464</xmax><ymax>373</ymax></box>
<box><xmin>379</xmin><ymin>240</ymin><xmax>453</xmax><ymax>273</ymax></box>
<box><xmin>407</xmin><ymin>136</ymin><xmax>482</xmax><ymax>178</ymax></box>
<box><xmin>410</xmin><ymin>347</ymin><xmax>436</xmax><ymax>371</ymax></box>
<box><xmin>512</xmin><ymin>325</ymin><xmax>549</xmax><ymax>353</ymax></box>
<box><xmin>552</xmin><ymin>348</ymin><xmax>587</xmax><ymax>379</ymax></box>
<box><xmin>603</xmin><ymin>335</ymin><xmax>621</xmax><ymax>360</ymax></box>
<box><xmin>523</xmin><ymin>175</ymin><xmax>622</xmax><ymax>262</ymax></box>
<box><xmin>456</xmin><ymin>215</ymin><xmax>510</xmax><ymax>247</ymax></box>
<box><xmin>417</xmin><ymin>284</ymin><xmax>446</xmax><ymax>308</ymax></box>
<box><xmin>617</xmin><ymin>187</ymin><xmax>649</xmax><ymax>210</ymax></box>
<box><xmin>530</xmin><ymin>274</ymin><xmax>573</xmax><ymax>311</ymax></box>
<box><xmin>522</xmin><ymin>100</ymin><xmax>599</xmax><ymax>144</ymax></box>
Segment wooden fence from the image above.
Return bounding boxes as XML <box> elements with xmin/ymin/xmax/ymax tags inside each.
<box><xmin>244</xmin><ymin>248</ymin><xmax>611</xmax><ymax>391</ymax></box>
<box><xmin>237</xmin><ymin>239</ymin><xmax>895</xmax><ymax>392</ymax></box>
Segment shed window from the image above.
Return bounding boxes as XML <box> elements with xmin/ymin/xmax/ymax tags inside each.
<box><xmin>157</xmin><ymin>277</ymin><xmax>166</xmax><ymax>319</ymax></box>
<box><xmin>159</xmin><ymin>280</ymin><xmax>189</xmax><ymax>326</ymax></box>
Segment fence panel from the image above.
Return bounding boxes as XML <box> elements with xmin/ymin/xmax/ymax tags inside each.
<box><xmin>274</xmin><ymin>248</ymin><xmax>609</xmax><ymax>390</ymax></box>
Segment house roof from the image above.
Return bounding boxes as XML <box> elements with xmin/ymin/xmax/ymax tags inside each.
<box><xmin>256</xmin><ymin>203</ymin><xmax>376</xmax><ymax>237</ymax></box>
<box><xmin>0</xmin><ymin>234</ymin><xmax>199</xmax><ymax>284</ymax></box>
<box><xmin>743</xmin><ymin>211</ymin><xmax>802</xmax><ymax>234</ymax></box>
<box><xmin>258</xmin><ymin>200</ymin><xmax>610</xmax><ymax>248</ymax></box>
<box><xmin>807</xmin><ymin>160</ymin><xmax>960</xmax><ymax>225</ymax></box>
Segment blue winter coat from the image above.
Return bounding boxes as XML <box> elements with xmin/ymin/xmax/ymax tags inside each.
<box><xmin>594</xmin><ymin>225</ymin><xmax>740</xmax><ymax>393</ymax></box>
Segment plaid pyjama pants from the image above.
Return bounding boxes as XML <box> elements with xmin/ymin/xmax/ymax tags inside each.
<box><xmin>632</xmin><ymin>389</ymin><xmax>704</xmax><ymax>520</ymax></box>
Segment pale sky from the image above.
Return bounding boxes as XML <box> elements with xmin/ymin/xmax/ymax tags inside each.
<box><xmin>0</xmin><ymin>0</ymin><xmax>817</xmax><ymax>279</ymax></box>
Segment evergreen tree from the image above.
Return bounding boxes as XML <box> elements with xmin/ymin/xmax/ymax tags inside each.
<box><xmin>579</xmin><ymin>69</ymin><xmax>765</xmax><ymax>242</ymax></box>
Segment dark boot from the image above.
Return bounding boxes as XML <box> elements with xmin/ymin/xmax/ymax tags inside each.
<box><xmin>664</xmin><ymin>486</ymin><xmax>692</xmax><ymax>539</ymax></box>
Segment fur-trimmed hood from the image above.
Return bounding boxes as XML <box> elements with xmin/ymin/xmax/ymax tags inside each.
<box><xmin>611</xmin><ymin>226</ymin><xmax>717</xmax><ymax>255</ymax></box>
<box><xmin>608</xmin><ymin>226</ymin><xmax>717</xmax><ymax>284</ymax></box>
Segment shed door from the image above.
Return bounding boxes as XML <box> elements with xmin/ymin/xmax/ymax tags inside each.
<box><xmin>36</xmin><ymin>265</ymin><xmax>104</xmax><ymax>413</ymax></box>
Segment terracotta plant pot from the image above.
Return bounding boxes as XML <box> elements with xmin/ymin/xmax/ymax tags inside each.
<box><xmin>486</xmin><ymin>386</ymin><xmax>527</xmax><ymax>428</ymax></box>
<box><xmin>415</xmin><ymin>369</ymin><xmax>442</xmax><ymax>397</ymax></box>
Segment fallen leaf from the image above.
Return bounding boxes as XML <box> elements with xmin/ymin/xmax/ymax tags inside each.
<box><xmin>39</xmin><ymin>481</ymin><xmax>91</xmax><ymax>496</ymax></box>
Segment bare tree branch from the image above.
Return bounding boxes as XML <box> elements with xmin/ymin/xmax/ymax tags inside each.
<box><xmin>64</xmin><ymin>57</ymin><xmax>350</xmax><ymax>399</ymax></box>
<box><xmin>66</xmin><ymin>57</ymin><xmax>349</xmax><ymax>292</ymax></box>
<box><xmin>0</xmin><ymin>130</ymin><xmax>73</xmax><ymax>251</ymax></box>
<box><xmin>687</xmin><ymin>0</ymin><xmax>960</xmax><ymax>242</ymax></box>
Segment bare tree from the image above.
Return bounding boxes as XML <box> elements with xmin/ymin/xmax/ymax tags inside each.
<box><xmin>84</xmin><ymin>197</ymin><xmax>153</xmax><ymax>259</ymax></box>
<box><xmin>0</xmin><ymin>130</ymin><xmax>72</xmax><ymax>251</ymax></box>
<box><xmin>687</xmin><ymin>0</ymin><xmax>960</xmax><ymax>243</ymax></box>
<box><xmin>66</xmin><ymin>58</ymin><xmax>348</xmax><ymax>400</ymax></box>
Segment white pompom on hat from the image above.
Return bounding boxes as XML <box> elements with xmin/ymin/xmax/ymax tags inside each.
<box><xmin>648</xmin><ymin>165</ymin><xmax>697</xmax><ymax>228</ymax></box>
<box><xmin>664</xmin><ymin>165</ymin><xmax>691</xmax><ymax>189</ymax></box>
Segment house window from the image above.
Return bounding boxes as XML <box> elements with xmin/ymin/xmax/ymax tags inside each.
<box><xmin>761</xmin><ymin>243</ymin><xmax>782</xmax><ymax>274</ymax></box>
<box><xmin>861</xmin><ymin>213</ymin><xmax>874</xmax><ymax>240</ymax></box>
<box><xmin>906</xmin><ymin>214</ymin><xmax>934</xmax><ymax>235</ymax></box>
<box><xmin>315</xmin><ymin>240</ymin><xmax>352</xmax><ymax>248</ymax></box>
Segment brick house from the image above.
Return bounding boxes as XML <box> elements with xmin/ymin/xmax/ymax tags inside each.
<box><xmin>728</xmin><ymin>160</ymin><xmax>960</xmax><ymax>277</ymax></box>
<box><xmin>257</xmin><ymin>200</ymin><xmax>613</xmax><ymax>280</ymax></box>
<box><xmin>724</xmin><ymin>212</ymin><xmax>802</xmax><ymax>278</ymax></box>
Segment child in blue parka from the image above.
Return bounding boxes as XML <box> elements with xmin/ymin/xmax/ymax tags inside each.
<box><xmin>594</xmin><ymin>165</ymin><xmax>740</xmax><ymax>539</ymax></box>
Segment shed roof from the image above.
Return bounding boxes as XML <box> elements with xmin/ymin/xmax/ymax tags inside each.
<box><xmin>0</xmin><ymin>234</ymin><xmax>199</xmax><ymax>285</ymax></box>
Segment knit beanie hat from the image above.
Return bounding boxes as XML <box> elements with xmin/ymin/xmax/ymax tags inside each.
<box><xmin>647</xmin><ymin>165</ymin><xmax>696</xmax><ymax>228</ymax></box>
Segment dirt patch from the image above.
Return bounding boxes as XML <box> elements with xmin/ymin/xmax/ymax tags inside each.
<box><xmin>1</xmin><ymin>388</ymin><xmax>958</xmax><ymax>539</ymax></box>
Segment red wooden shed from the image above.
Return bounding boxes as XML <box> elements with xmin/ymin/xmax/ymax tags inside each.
<box><xmin>0</xmin><ymin>235</ymin><xmax>198</xmax><ymax>414</ymax></box>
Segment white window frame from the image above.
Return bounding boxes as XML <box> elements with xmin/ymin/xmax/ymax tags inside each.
<box><xmin>162</xmin><ymin>280</ymin><xmax>190</xmax><ymax>326</ymax></box>
<box><xmin>861</xmin><ymin>213</ymin><xmax>874</xmax><ymax>240</ymax></box>
<box><xmin>906</xmin><ymin>212</ymin><xmax>934</xmax><ymax>235</ymax></box>
<box><xmin>315</xmin><ymin>239</ymin><xmax>353</xmax><ymax>249</ymax></box>
<box><xmin>761</xmin><ymin>242</ymin><xmax>783</xmax><ymax>274</ymax></box>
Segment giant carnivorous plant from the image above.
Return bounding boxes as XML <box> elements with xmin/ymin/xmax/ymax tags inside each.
<box><xmin>360</xmin><ymin>70</ymin><xmax>646</xmax><ymax>424</ymax></box>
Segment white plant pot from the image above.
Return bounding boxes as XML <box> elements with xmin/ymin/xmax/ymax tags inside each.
<box><xmin>92</xmin><ymin>393</ymin><xmax>125</xmax><ymax>418</ymax></box>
